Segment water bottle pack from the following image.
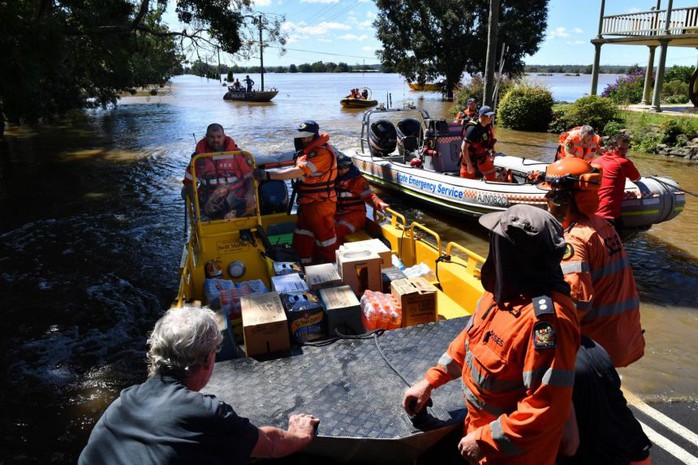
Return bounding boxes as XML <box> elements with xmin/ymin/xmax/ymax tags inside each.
<box><xmin>360</xmin><ymin>289</ymin><xmax>402</xmax><ymax>330</ymax></box>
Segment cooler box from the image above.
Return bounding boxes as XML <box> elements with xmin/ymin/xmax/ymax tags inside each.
<box><xmin>336</xmin><ymin>248</ymin><xmax>382</xmax><ymax>296</ymax></box>
<box><xmin>339</xmin><ymin>239</ymin><xmax>392</xmax><ymax>269</ymax></box>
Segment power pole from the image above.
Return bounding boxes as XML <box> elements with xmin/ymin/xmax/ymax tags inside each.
<box><xmin>259</xmin><ymin>14</ymin><xmax>265</xmax><ymax>91</ymax></box>
<box><xmin>483</xmin><ymin>0</ymin><xmax>500</xmax><ymax>107</ymax></box>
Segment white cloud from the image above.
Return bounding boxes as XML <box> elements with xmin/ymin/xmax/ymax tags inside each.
<box><xmin>566</xmin><ymin>40</ymin><xmax>586</xmax><ymax>45</ymax></box>
<box><xmin>338</xmin><ymin>33</ymin><xmax>370</xmax><ymax>41</ymax></box>
<box><xmin>549</xmin><ymin>27</ymin><xmax>570</xmax><ymax>38</ymax></box>
<box><xmin>253</xmin><ymin>0</ymin><xmax>272</xmax><ymax>6</ymax></box>
<box><xmin>573</xmin><ymin>27</ymin><xmax>583</xmax><ymax>34</ymax></box>
<box><xmin>300</xmin><ymin>0</ymin><xmax>339</xmax><ymax>3</ymax></box>
<box><xmin>282</xmin><ymin>20</ymin><xmax>351</xmax><ymax>36</ymax></box>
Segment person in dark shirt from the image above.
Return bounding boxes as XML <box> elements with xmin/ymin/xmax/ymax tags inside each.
<box><xmin>78</xmin><ymin>306</ymin><xmax>319</xmax><ymax>465</ymax></box>
<box><xmin>460</xmin><ymin>106</ymin><xmax>497</xmax><ymax>180</ymax></box>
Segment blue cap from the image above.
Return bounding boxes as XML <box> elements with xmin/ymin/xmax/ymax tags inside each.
<box><xmin>295</xmin><ymin>120</ymin><xmax>320</xmax><ymax>138</ymax></box>
<box><xmin>479</xmin><ymin>106</ymin><xmax>495</xmax><ymax>117</ymax></box>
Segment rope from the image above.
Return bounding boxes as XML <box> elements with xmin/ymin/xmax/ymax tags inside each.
<box><xmin>647</xmin><ymin>175</ymin><xmax>698</xmax><ymax>197</ymax></box>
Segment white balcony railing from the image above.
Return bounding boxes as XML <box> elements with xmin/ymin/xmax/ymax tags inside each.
<box><xmin>601</xmin><ymin>7</ymin><xmax>698</xmax><ymax>37</ymax></box>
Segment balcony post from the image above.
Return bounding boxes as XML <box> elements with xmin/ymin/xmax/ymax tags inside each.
<box><xmin>591</xmin><ymin>43</ymin><xmax>602</xmax><ymax>95</ymax></box>
<box><xmin>651</xmin><ymin>39</ymin><xmax>669</xmax><ymax>111</ymax></box>
<box><xmin>596</xmin><ymin>0</ymin><xmax>606</xmax><ymax>38</ymax></box>
<box><xmin>643</xmin><ymin>46</ymin><xmax>657</xmax><ymax>104</ymax></box>
<box><xmin>664</xmin><ymin>0</ymin><xmax>674</xmax><ymax>34</ymax></box>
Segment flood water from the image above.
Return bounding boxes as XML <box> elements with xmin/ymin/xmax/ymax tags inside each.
<box><xmin>1</xmin><ymin>73</ymin><xmax>696</xmax><ymax>464</ymax></box>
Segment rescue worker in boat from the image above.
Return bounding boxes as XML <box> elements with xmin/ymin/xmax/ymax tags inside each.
<box><xmin>454</xmin><ymin>97</ymin><xmax>478</xmax><ymax>125</ymax></box>
<box><xmin>243</xmin><ymin>74</ymin><xmax>255</xmax><ymax>92</ymax></box>
<box><xmin>557</xmin><ymin>337</ymin><xmax>652</xmax><ymax>465</ymax></box>
<box><xmin>555</xmin><ymin>125</ymin><xmax>604</xmax><ymax>161</ymax></box>
<box><xmin>233</xmin><ymin>78</ymin><xmax>242</xmax><ymax>91</ymax></box>
<box><xmin>253</xmin><ymin>121</ymin><xmax>338</xmax><ymax>265</ymax></box>
<box><xmin>460</xmin><ymin>106</ymin><xmax>498</xmax><ymax>181</ymax></box>
<box><xmin>361</xmin><ymin>88</ymin><xmax>369</xmax><ymax>99</ymax></box>
<box><xmin>78</xmin><ymin>306</ymin><xmax>319</xmax><ymax>465</ymax></box>
<box><xmin>334</xmin><ymin>154</ymin><xmax>389</xmax><ymax>244</ymax></box>
<box><xmin>182</xmin><ymin>123</ymin><xmax>255</xmax><ymax>220</ymax></box>
<box><xmin>541</xmin><ymin>157</ymin><xmax>644</xmax><ymax>367</ymax></box>
<box><xmin>403</xmin><ymin>204</ymin><xmax>579</xmax><ymax>465</ymax></box>
<box><xmin>593</xmin><ymin>130</ymin><xmax>641</xmax><ymax>237</ymax></box>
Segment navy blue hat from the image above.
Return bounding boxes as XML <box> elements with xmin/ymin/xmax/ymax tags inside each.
<box><xmin>337</xmin><ymin>153</ymin><xmax>353</xmax><ymax>168</ymax></box>
<box><xmin>295</xmin><ymin>120</ymin><xmax>320</xmax><ymax>138</ymax></box>
<box><xmin>479</xmin><ymin>106</ymin><xmax>495</xmax><ymax>117</ymax></box>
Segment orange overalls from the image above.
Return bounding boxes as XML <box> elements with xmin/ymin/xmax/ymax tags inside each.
<box><xmin>461</xmin><ymin>122</ymin><xmax>497</xmax><ymax>181</ymax></box>
<box><xmin>556</xmin><ymin>128</ymin><xmax>602</xmax><ymax>162</ymax></box>
<box><xmin>426</xmin><ymin>291</ymin><xmax>580</xmax><ymax>465</ymax></box>
<box><xmin>293</xmin><ymin>134</ymin><xmax>338</xmax><ymax>264</ymax></box>
<box><xmin>560</xmin><ymin>214</ymin><xmax>645</xmax><ymax>367</ymax></box>
<box><xmin>335</xmin><ymin>168</ymin><xmax>383</xmax><ymax>243</ymax></box>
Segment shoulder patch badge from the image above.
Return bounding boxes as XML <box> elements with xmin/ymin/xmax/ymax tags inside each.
<box><xmin>563</xmin><ymin>243</ymin><xmax>574</xmax><ymax>260</ymax></box>
<box><xmin>533</xmin><ymin>322</ymin><xmax>556</xmax><ymax>349</ymax></box>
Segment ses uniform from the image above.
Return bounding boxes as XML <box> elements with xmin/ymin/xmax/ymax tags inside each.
<box><xmin>334</xmin><ymin>164</ymin><xmax>384</xmax><ymax>243</ymax></box>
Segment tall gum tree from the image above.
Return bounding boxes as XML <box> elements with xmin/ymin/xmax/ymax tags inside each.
<box><xmin>374</xmin><ymin>0</ymin><xmax>549</xmax><ymax>100</ymax></box>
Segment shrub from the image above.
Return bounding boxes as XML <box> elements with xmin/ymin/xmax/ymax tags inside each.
<box><xmin>662</xmin><ymin>79</ymin><xmax>689</xmax><ymax>102</ymax></box>
<box><xmin>452</xmin><ymin>74</ymin><xmax>515</xmax><ymax>116</ymax></box>
<box><xmin>601</xmin><ymin>66</ymin><xmax>645</xmax><ymax>104</ymax></box>
<box><xmin>497</xmin><ymin>83</ymin><xmax>554</xmax><ymax>131</ymax></box>
<box><xmin>602</xmin><ymin>120</ymin><xmax>624</xmax><ymax>137</ymax></box>
<box><xmin>564</xmin><ymin>95</ymin><xmax>620</xmax><ymax>133</ymax></box>
<box><xmin>664</xmin><ymin>65</ymin><xmax>693</xmax><ymax>84</ymax></box>
<box><xmin>548</xmin><ymin>109</ymin><xmax>569</xmax><ymax>133</ymax></box>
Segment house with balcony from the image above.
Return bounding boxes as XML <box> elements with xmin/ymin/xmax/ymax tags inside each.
<box><xmin>590</xmin><ymin>0</ymin><xmax>698</xmax><ymax>110</ymax></box>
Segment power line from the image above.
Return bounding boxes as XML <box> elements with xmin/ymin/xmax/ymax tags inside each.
<box><xmin>267</xmin><ymin>45</ymin><xmax>377</xmax><ymax>60</ymax></box>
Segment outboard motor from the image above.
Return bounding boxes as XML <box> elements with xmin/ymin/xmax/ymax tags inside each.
<box><xmin>369</xmin><ymin>119</ymin><xmax>397</xmax><ymax>157</ymax></box>
<box><xmin>258</xmin><ymin>180</ymin><xmax>290</xmax><ymax>215</ymax></box>
<box><xmin>396</xmin><ymin>118</ymin><xmax>422</xmax><ymax>157</ymax></box>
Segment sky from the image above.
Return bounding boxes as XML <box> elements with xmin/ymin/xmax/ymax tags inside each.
<box><xmin>164</xmin><ymin>0</ymin><xmax>698</xmax><ymax>68</ymax></box>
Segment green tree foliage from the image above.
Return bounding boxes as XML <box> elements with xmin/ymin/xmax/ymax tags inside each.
<box><xmin>664</xmin><ymin>65</ymin><xmax>693</xmax><ymax>84</ymax></box>
<box><xmin>453</xmin><ymin>74</ymin><xmax>514</xmax><ymax>115</ymax></box>
<box><xmin>374</xmin><ymin>0</ymin><xmax>549</xmax><ymax>98</ymax></box>
<box><xmin>0</xmin><ymin>0</ymin><xmax>283</xmax><ymax>127</ymax></box>
<box><xmin>562</xmin><ymin>95</ymin><xmax>620</xmax><ymax>133</ymax></box>
<box><xmin>497</xmin><ymin>83</ymin><xmax>553</xmax><ymax>131</ymax></box>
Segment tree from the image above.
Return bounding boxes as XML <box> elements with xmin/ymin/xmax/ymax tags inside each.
<box><xmin>374</xmin><ymin>0</ymin><xmax>549</xmax><ymax>99</ymax></box>
<box><xmin>0</xmin><ymin>1</ymin><xmax>285</xmax><ymax>130</ymax></box>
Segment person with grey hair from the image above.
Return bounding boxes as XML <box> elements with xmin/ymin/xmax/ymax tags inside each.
<box><xmin>594</xmin><ymin>130</ymin><xmax>641</xmax><ymax>236</ymax></box>
<box><xmin>403</xmin><ymin>205</ymin><xmax>580</xmax><ymax>465</ymax></box>
<box><xmin>79</xmin><ymin>306</ymin><xmax>319</xmax><ymax>465</ymax></box>
<box><xmin>555</xmin><ymin>125</ymin><xmax>604</xmax><ymax>162</ymax></box>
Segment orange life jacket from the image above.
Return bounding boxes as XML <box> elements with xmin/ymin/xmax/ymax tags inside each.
<box><xmin>294</xmin><ymin>133</ymin><xmax>337</xmax><ymax>204</ymax></box>
<box><xmin>558</xmin><ymin>127</ymin><xmax>602</xmax><ymax>162</ymax></box>
<box><xmin>335</xmin><ymin>166</ymin><xmax>380</xmax><ymax>214</ymax></box>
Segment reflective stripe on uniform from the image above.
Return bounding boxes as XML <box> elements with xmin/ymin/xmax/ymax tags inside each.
<box><xmin>437</xmin><ymin>352</ymin><xmax>462</xmax><ymax>380</ymax></box>
<box><xmin>490</xmin><ymin>417</ymin><xmax>523</xmax><ymax>456</ymax></box>
<box><xmin>315</xmin><ymin>236</ymin><xmax>337</xmax><ymax>248</ymax></box>
<box><xmin>294</xmin><ymin>228</ymin><xmax>315</xmax><ymax>238</ymax></box>
<box><xmin>523</xmin><ymin>366</ymin><xmax>575</xmax><ymax>389</ymax></box>
<box><xmin>466</xmin><ymin>351</ymin><xmax>524</xmax><ymax>392</ymax></box>
<box><xmin>336</xmin><ymin>219</ymin><xmax>356</xmax><ymax>233</ymax></box>
<box><xmin>590</xmin><ymin>256</ymin><xmax>631</xmax><ymax>281</ymax></box>
<box><xmin>582</xmin><ymin>295</ymin><xmax>640</xmax><ymax>321</ymax></box>
<box><xmin>305</xmin><ymin>160</ymin><xmax>318</xmax><ymax>173</ymax></box>
<box><xmin>561</xmin><ymin>261</ymin><xmax>590</xmax><ymax>274</ymax></box>
<box><xmin>462</xmin><ymin>382</ymin><xmax>508</xmax><ymax>417</ymax></box>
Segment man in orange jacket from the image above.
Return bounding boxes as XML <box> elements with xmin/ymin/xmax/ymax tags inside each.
<box><xmin>334</xmin><ymin>154</ymin><xmax>389</xmax><ymax>243</ymax></box>
<box><xmin>254</xmin><ymin>121</ymin><xmax>338</xmax><ymax>264</ymax></box>
<box><xmin>555</xmin><ymin>125</ymin><xmax>604</xmax><ymax>162</ymax></box>
<box><xmin>541</xmin><ymin>157</ymin><xmax>644</xmax><ymax>367</ymax></box>
<box><xmin>403</xmin><ymin>204</ymin><xmax>580</xmax><ymax>465</ymax></box>
<box><xmin>182</xmin><ymin>123</ymin><xmax>254</xmax><ymax>220</ymax></box>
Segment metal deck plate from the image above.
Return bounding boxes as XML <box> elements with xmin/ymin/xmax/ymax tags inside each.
<box><xmin>204</xmin><ymin>317</ymin><xmax>470</xmax><ymax>463</ymax></box>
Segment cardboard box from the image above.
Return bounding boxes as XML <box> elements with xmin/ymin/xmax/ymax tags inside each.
<box><xmin>381</xmin><ymin>266</ymin><xmax>408</xmax><ymax>293</ymax></box>
<box><xmin>391</xmin><ymin>277</ymin><xmax>437</xmax><ymax>327</ymax></box>
<box><xmin>336</xmin><ymin>248</ymin><xmax>382</xmax><ymax>296</ymax></box>
<box><xmin>339</xmin><ymin>239</ymin><xmax>392</xmax><ymax>269</ymax></box>
<box><xmin>281</xmin><ymin>290</ymin><xmax>326</xmax><ymax>343</ymax></box>
<box><xmin>241</xmin><ymin>292</ymin><xmax>291</xmax><ymax>357</ymax></box>
<box><xmin>320</xmin><ymin>285</ymin><xmax>364</xmax><ymax>336</ymax></box>
<box><xmin>304</xmin><ymin>263</ymin><xmax>342</xmax><ymax>290</ymax></box>
<box><xmin>271</xmin><ymin>273</ymin><xmax>309</xmax><ymax>293</ymax></box>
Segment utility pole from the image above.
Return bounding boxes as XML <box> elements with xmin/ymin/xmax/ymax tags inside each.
<box><xmin>259</xmin><ymin>14</ymin><xmax>265</xmax><ymax>91</ymax></box>
<box><xmin>483</xmin><ymin>0</ymin><xmax>500</xmax><ymax>107</ymax></box>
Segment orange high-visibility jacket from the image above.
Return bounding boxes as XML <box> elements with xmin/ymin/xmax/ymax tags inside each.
<box><xmin>559</xmin><ymin>128</ymin><xmax>602</xmax><ymax>162</ymax></box>
<box><xmin>183</xmin><ymin>136</ymin><xmax>244</xmax><ymax>186</ymax></box>
<box><xmin>336</xmin><ymin>173</ymin><xmax>382</xmax><ymax>215</ymax></box>
<box><xmin>426</xmin><ymin>291</ymin><xmax>580</xmax><ymax>465</ymax></box>
<box><xmin>295</xmin><ymin>133</ymin><xmax>337</xmax><ymax>205</ymax></box>
<box><xmin>561</xmin><ymin>214</ymin><xmax>645</xmax><ymax>367</ymax></box>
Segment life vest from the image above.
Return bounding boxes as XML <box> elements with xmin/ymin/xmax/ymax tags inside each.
<box><xmin>335</xmin><ymin>165</ymin><xmax>379</xmax><ymax>214</ymax></box>
<box><xmin>183</xmin><ymin>136</ymin><xmax>243</xmax><ymax>187</ymax></box>
<box><xmin>462</xmin><ymin>121</ymin><xmax>496</xmax><ymax>164</ymax></box>
<box><xmin>293</xmin><ymin>133</ymin><xmax>337</xmax><ymax>203</ymax></box>
<box><xmin>558</xmin><ymin>127</ymin><xmax>601</xmax><ymax>162</ymax></box>
<box><xmin>193</xmin><ymin>136</ymin><xmax>239</xmax><ymax>155</ymax></box>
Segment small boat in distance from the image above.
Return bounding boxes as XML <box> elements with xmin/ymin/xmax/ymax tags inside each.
<box><xmin>408</xmin><ymin>82</ymin><xmax>442</xmax><ymax>92</ymax></box>
<box><xmin>341</xmin><ymin>87</ymin><xmax>378</xmax><ymax>108</ymax></box>
<box><xmin>223</xmin><ymin>88</ymin><xmax>279</xmax><ymax>102</ymax></box>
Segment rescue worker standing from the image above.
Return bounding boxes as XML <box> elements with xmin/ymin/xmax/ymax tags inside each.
<box><xmin>555</xmin><ymin>125</ymin><xmax>604</xmax><ymax>162</ymax></box>
<box><xmin>542</xmin><ymin>157</ymin><xmax>644</xmax><ymax>367</ymax></box>
<box><xmin>334</xmin><ymin>154</ymin><xmax>389</xmax><ymax>244</ymax></box>
<box><xmin>460</xmin><ymin>106</ymin><xmax>497</xmax><ymax>181</ymax></box>
<box><xmin>254</xmin><ymin>121</ymin><xmax>338</xmax><ymax>265</ymax></box>
<box><xmin>403</xmin><ymin>204</ymin><xmax>580</xmax><ymax>465</ymax></box>
<box><xmin>243</xmin><ymin>75</ymin><xmax>255</xmax><ymax>92</ymax></box>
<box><xmin>454</xmin><ymin>98</ymin><xmax>478</xmax><ymax>125</ymax></box>
<box><xmin>594</xmin><ymin>131</ymin><xmax>641</xmax><ymax>236</ymax></box>
<box><xmin>182</xmin><ymin>123</ymin><xmax>255</xmax><ymax>219</ymax></box>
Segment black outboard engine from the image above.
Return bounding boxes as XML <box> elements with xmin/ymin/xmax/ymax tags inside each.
<box><xmin>258</xmin><ymin>180</ymin><xmax>290</xmax><ymax>215</ymax></box>
<box><xmin>369</xmin><ymin>119</ymin><xmax>397</xmax><ymax>157</ymax></box>
<box><xmin>396</xmin><ymin>118</ymin><xmax>421</xmax><ymax>157</ymax></box>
